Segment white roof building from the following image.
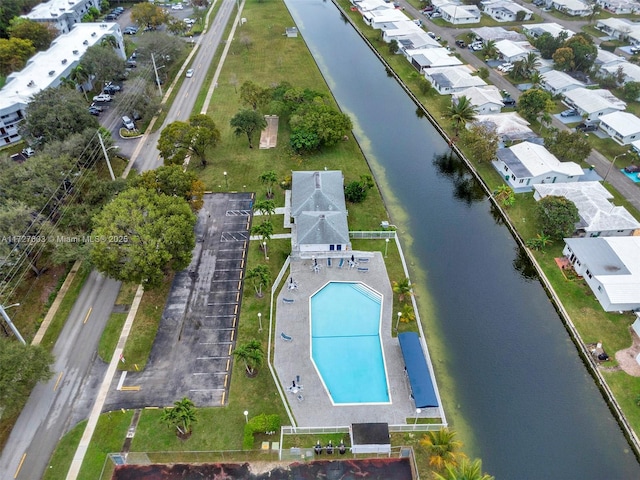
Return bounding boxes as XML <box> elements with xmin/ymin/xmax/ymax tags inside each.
<box><xmin>495</xmin><ymin>39</ymin><xmax>536</xmax><ymax>63</ymax></box>
<box><xmin>541</xmin><ymin>69</ymin><xmax>585</xmax><ymax>95</ymax></box>
<box><xmin>603</xmin><ymin>62</ymin><xmax>640</xmax><ymax>84</ymax></box>
<box><xmin>563</xmin><ymin>88</ymin><xmax>626</xmax><ymax>123</ymax></box>
<box><xmin>0</xmin><ymin>22</ymin><xmax>124</xmax><ymax>146</ymax></box>
<box><xmin>483</xmin><ymin>0</ymin><xmax>533</xmax><ymax>22</ymax></box>
<box><xmin>563</xmin><ymin>236</ymin><xmax>640</xmax><ymax>312</ymax></box>
<box><xmin>363</xmin><ymin>8</ymin><xmax>410</xmax><ymax>29</ymax></box>
<box><xmin>523</xmin><ymin>23</ymin><xmax>575</xmax><ymax>39</ymax></box>
<box><xmin>551</xmin><ymin>0</ymin><xmax>592</xmax><ymax>16</ymax></box>
<box><xmin>393</xmin><ymin>30</ymin><xmax>442</xmax><ymax>52</ymax></box>
<box><xmin>533</xmin><ymin>182</ymin><xmax>640</xmax><ymax>237</ymax></box>
<box><xmin>596</xmin><ymin>0</ymin><xmax>640</xmax><ymax>15</ymax></box>
<box><xmin>23</xmin><ymin>0</ymin><xmax>102</xmax><ymax>34</ymax></box>
<box><xmin>471</xmin><ymin>26</ymin><xmax>527</xmax><ymax>42</ymax></box>
<box><xmin>472</xmin><ymin>112</ymin><xmax>536</xmax><ymax>142</ymax></box>
<box><xmin>453</xmin><ymin>86</ymin><xmax>504</xmax><ymax>115</ymax></box>
<box><xmin>596</xmin><ymin>48</ymin><xmax>626</xmax><ymax>68</ymax></box>
<box><xmin>596</xmin><ymin>18</ymin><xmax>640</xmax><ymax>42</ymax></box>
<box><xmin>598</xmin><ymin>111</ymin><xmax>640</xmax><ymax>145</ymax></box>
<box><xmin>424</xmin><ymin>66</ymin><xmax>487</xmax><ymax>94</ymax></box>
<box><xmin>494</xmin><ymin>141</ymin><xmax>583</xmax><ymax>191</ymax></box>
<box><xmin>354</xmin><ymin>0</ymin><xmax>393</xmax><ymax>13</ymax></box>
<box><xmin>406</xmin><ymin>48</ymin><xmax>463</xmax><ymax>71</ymax></box>
<box><xmin>440</xmin><ymin>4</ymin><xmax>482</xmax><ymax>24</ymax></box>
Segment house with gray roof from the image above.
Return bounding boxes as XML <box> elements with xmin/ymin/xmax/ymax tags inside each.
<box><xmin>494</xmin><ymin>141</ymin><xmax>583</xmax><ymax>192</ymax></box>
<box><xmin>563</xmin><ymin>88</ymin><xmax>626</xmax><ymax>124</ymax></box>
<box><xmin>563</xmin><ymin>236</ymin><xmax>640</xmax><ymax>312</ymax></box>
<box><xmin>541</xmin><ymin>69</ymin><xmax>585</xmax><ymax>95</ymax></box>
<box><xmin>533</xmin><ymin>182</ymin><xmax>640</xmax><ymax>237</ymax></box>
<box><xmin>290</xmin><ymin>171</ymin><xmax>351</xmax><ymax>254</ymax></box>
<box><xmin>424</xmin><ymin>66</ymin><xmax>487</xmax><ymax>94</ymax></box>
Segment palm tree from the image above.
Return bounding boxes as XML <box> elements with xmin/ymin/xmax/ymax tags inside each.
<box><xmin>245</xmin><ymin>264</ymin><xmax>271</xmax><ymax>298</ymax></box>
<box><xmin>100</xmin><ymin>34</ymin><xmax>118</xmax><ymax>49</ymax></box>
<box><xmin>392</xmin><ymin>277</ymin><xmax>413</xmax><ymax>303</ymax></box>
<box><xmin>445</xmin><ymin>96</ymin><xmax>477</xmax><ymax>136</ymax></box>
<box><xmin>530</xmin><ymin>70</ymin><xmax>544</xmax><ymax>88</ymax></box>
<box><xmin>481</xmin><ymin>40</ymin><xmax>497</xmax><ymax>60</ymax></box>
<box><xmin>259</xmin><ymin>170</ymin><xmax>278</xmax><ymax>198</ymax></box>
<box><xmin>251</xmin><ymin>219</ymin><xmax>274</xmax><ymax>245</ymax></box>
<box><xmin>233</xmin><ymin>340</ymin><xmax>264</xmax><ymax>376</ymax></box>
<box><xmin>420</xmin><ymin>428</ymin><xmax>465</xmax><ymax>471</ymax></box>
<box><xmin>253</xmin><ymin>199</ymin><xmax>275</xmax><ymax>217</ymax></box>
<box><xmin>161</xmin><ymin>397</ymin><xmax>197</xmax><ymax>437</ymax></box>
<box><xmin>69</xmin><ymin>64</ymin><xmax>90</xmax><ymax>100</ymax></box>
<box><xmin>434</xmin><ymin>458</ymin><xmax>495</xmax><ymax>480</ymax></box>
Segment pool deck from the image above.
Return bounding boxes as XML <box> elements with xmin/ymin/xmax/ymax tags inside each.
<box><xmin>273</xmin><ymin>252</ymin><xmax>440</xmax><ymax>427</ymax></box>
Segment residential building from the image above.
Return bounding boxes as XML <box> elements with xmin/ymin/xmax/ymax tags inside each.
<box><xmin>23</xmin><ymin>0</ymin><xmax>102</xmax><ymax>34</ymax></box>
<box><xmin>493</xmin><ymin>141</ymin><xmax>583</xmax><ymax>191</ymax></box>
<box><xmin>406</xmin><ymin>48</ymin><xmax>463</xmax><ymax>71</ymax></box>
<box><xmin>483</xmin><ymin>0</ymin><xmax>533</xmax><ymax>22</ymax></box>
<box><xmin>0</xmin><ymin>22</ymin><xmax>124</xmax><ymax>146</ymax></box>
<box><xmin>523</xmin><ymin>22</ymin><xmax>574</xmax><ymax>39</ymax></box>
<box><xmin>495</xmin><ymin>39</ymin><xmax>536</xmax><ymax>63</ymax></box>
<box><xmin>602</xmin><ymin>61</ymin><xmax>640</xmax><ymax>84</ymax></box>
<box><xmin>596</xmin><ymin>18</ymin><xmax>640</xmax><ymax>42</ymax></box>
<box><xmin>353</xmin><ymin>0</ymin><xmax>393</xmax><ymax>13</ymax></box>
<box><xmin>534</xmin><ymin>182</ymin><xmax>640</xmax><ymax>237</ymax></box>
<box><xmin>598</xmin><ymin>111</ymin><xmax>640</xmax><ymax>144</ymax></box>
<box><xmin>382</xmin><ymin>22</ymin><xmax>428</xmax><ymax>43</ymax></box>
<box><xmin>440</xmin><ymin>4</ymin><xmax>482</xmax><ymax>24</ymax></box>
<box><xmin>362</xmin><ymin>8</ymin><xmax>409</xmax><ymax>29</ymax></box>
<box><xmin>596</xmin><ymin>0</ymin><xmax>640</xmax><ymax>15</ymax></box>
<box><xmin>563</xmin><ymin>88</ymin><xmax>626</xmax><ymax>124</ymax></box>
<box><xmin>424</xmin><ymin>66</ymin><xmax>487</xmax><ymax>94</ymax></box>
<box><xmin>551</xmin><ymin>0</ymin><xmax>592</xmax><ymax>16</ymax></box>
<box><xmin>453</xmin><ymin>86</ymin><xmax>504</xmax><ymax>114</ymax></box>
<box><xmin>471</xmin><ymin>26</ymin><xmax>527</xmax><ymax>42</ymax></box>
<box><xmin>290</xmin><ymin>171</ymin><xmax>351</xmax><ymax>254</ymax></box>
<box><xmin>563</xmin><ymin>236</ymin><xmax>640</xmax><ymax>312</ymax></box>
<box><xmin>472</xmin><ymin>112</ymin><xmax>536</xmax><ymax>143</ymax></box>
<box><xmin>541</xmin><ymin>69</ymin><xmax>585</xmax><ymax>95</ymax></box>
<box><xmin>595</xmin><ymin>48</ymin><xmax>626</xmax><ymax>69</ymax></box>
<box><xmin>394</xmin><ymin>32</ymin><xmax>442</xmax><ymax>53</ymax></box>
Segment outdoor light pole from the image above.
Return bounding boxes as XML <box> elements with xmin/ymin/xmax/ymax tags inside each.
<box><xmin>604</xmin><ymin>152</ymin><xmax>627</xmax><ymax>182</ymax></box>
<box><xmin>223</xmin><ymin>171</ymin><xmax>228</xmax><ymax>189</ymax></box>
<box><xmin>258</xmin><ymin>312</ymin><xmax>262</xmax><ymax>332</ymax></box>
<box><xmin>0</xmin><ymin>303</ymin><xmax>25</xmax><ymax>345</ymax></box>
<box><xmin>244</xmin><ymin>410</ymin><xmax>249</xmax><ymax>424</ymax></box>
<box><xmin>384</xmin><ymin>238</ymin><xmax>389</xmax><ymax>258</ymax></box>
<box><xmin>263</xmin><ymin>241</ymin><xmax>268</xmax><ymax>261</ymax></box>
<box><xmin>395</xmin><ymin>311</ymin><xmax>402</xmax><ymax>332</ymax></box>
<box><xmin>414</xmin><ymin>408</ymin><xmax>422</xmax><ymax>429</ymax></box>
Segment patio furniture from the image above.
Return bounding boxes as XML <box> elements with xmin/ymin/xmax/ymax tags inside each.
<box><xmin>281</xmin><ymin>332</ymin><xmax>293</xmax><ymax>341</ymax></box>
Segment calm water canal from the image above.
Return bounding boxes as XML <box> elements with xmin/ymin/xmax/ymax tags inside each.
<box><xmin>283</xmin><ymin>0</ymin><xmax>640</xmax><ymax>477</ymax></box>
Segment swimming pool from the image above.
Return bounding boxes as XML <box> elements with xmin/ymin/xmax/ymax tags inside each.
<box><xmin>310</xmin><ymin>282</ymin><xmax>390</xmax><ymax>405</ymax></box>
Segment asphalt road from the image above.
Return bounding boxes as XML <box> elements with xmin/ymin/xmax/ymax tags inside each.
<box><xmin>0</xmin><ymin>272</ymin><xmax>120</xmax><ymax>480</ymax></box>
<box><xmin>0</xmin><ymin>2</ymin><xmax>239</xmax><ymax>479</ymax></box>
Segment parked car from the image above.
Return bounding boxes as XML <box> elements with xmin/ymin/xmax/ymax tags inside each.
<box><xmin>503</xmin><ymin>97</ymin><xmax>516</xmax><ymax>106</ymax></box>
<box><xmin>576</xmin><ymin>123</ymin><xmax>597</xmax><ymax>132</ymax></box>
<box><xmin>455</xmin><ymin>40</ymin><xmax>466</xmax><ymax>48</ymax></box>
<box><xmin>89</xmin><ymin>102</ymin><xmax>103</xmax><ymax>112</ymax></box>
<box><xmin>560</xmin><ymin>109</ymin><xmax>578</xmax><ymax>117</ymax></box>
<box><xmin>123</xmin><ymin>26</ymin><xmax>138</xmax><ymax>35</ymax></box>
<box><xmin>92</xmin><ymin>93</ymin><xmax>112</xmax><ymax>102</ymax></box>
<box><xmin>122</xmin><ymin>116</ymin><xmax>135</xmax><ymax>130</ymax></box>
<box><xmin>624</xmin><ymin>164</ymin><xmax>640</xmax><ymax>173</ymax></box>
<box><xmin>88</xmin><ymin>107</ymin><xmax>101</xmax><ymax>116</ymax></box>
<box><xmin>186</xmin><ymin>68</ymin><xmax>194</xmax><ymax>78</ymax></box>
<box><xmin>21</xmin><ymin>147</ymin><xmax>35</xmax><ymax>158</ymax></box>
<box><xmin>470</xmin><ymin>42</ymin><xmax>483</xmax><ymax>51</ymax></box>
<box><xmin>103</xmin><ymin>82</ymin><xmax>121</xmax><ymax>95</ymax></box>
<box><xmin>631</xmin><ymin>46</ymin><xmax>640</xmax><ymax>54</ymax></box>
<box><xmin>497</xmin><ymin>63</ymin><xmax>514</xmax><ymax>72</ymax></box>
<box><xmin>126</xmin><ymin>60</ymin><xmax>137</xmax><ymax>68</ymax></box>
<box><xmin>171</xmin><ymin>3</ymin><xmax>184</xmax><ymax>9</ymax></box>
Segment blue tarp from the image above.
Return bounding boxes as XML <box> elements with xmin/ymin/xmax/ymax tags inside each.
<box><xmin>398</xmin><ymin>332</ymin><xmax>438</xmax><ymax>408</ymax></box>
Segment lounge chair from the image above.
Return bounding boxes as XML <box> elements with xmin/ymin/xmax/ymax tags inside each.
<box><xmin>338</xmin><ymin>258</ymin><xmax>344</xmax><ymax>268</ymax></box>
<box><xmin>357</xmin><ymin>267</ymin><xmax>369</xmax><ymax>273</ymax></box>
<box><xmin>281</xmin><ymin>332</ymin><xmax>293</xmax><ymax>342</ymax></box>
<box><xmin>282</xmin><ymin>298</ymin><xmax>295</xmax><ymax>304</ymax></box>
<box><xmin>358</xmin><ymin>257</ymin><xmax>370</xmax><ymax>263</ymax></box>
<box><xmin>327</xmin><ymin>258</ymin><xmax>332</xmax><ymax>267</ymax></box>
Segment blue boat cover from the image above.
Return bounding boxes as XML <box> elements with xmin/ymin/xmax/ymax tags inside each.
<box><xmin>398</xmin><ymin>332</ymin><xmax>438</xmax><ymax>408</ymax></box>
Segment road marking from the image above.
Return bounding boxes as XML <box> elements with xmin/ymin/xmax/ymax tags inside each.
<box><xmin>120</xmin><ymin>386</ymin><xmax>141</xmax><ymax>391</ymax></box>
<box><xmin>14</xmin><ymin>453</ymin><xmax>26</xmax><ymax>478</ymax></box>
<box><xmin>53</xmin><ymin>371</ymin><xmax>64</xmax><ymax>391</ymax></box>
<box><xmin>224</xmin><ymin>374</ymin><xmax>228</xmax><ymax>387</ymax></box>
<box><xmin>228</xmin><ymin>344</ymin><xmax>232</xmax><ymax>356</ymax></box>
<box><xmin>226</xmin><ymin>358</ymin><xmax>230</xmax><ymax>371</ymax></box>
<box><xmin>220</xmin><ymin>391</ymin><xmax>226</xmax><ymax>405</ymax></box>
<box><xmin>232</xmin><ymin>316</ymin><xmax>237</xmax><ymax>328</ymax></box>
<box><xmin>230</xmin><ymin>329</ymin><xmax>235</xmax><ymax>341</ymax></box>
<box><xmin>234</xmin><ymin>304</ymin><xmax>238</xmax><ymax>315</ymax></box>
<box><xmin>83</xmin><ymin>306</ymin><xmax>93</xmax><ymax>324</ymax></box>
<box><xmin>116</xmin><ymin>371</ymin><xmax>127</xmax><ymax>390</ymax></box>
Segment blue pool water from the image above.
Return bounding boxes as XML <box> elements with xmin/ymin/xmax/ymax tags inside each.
<box><xmin>310</xmin><ymin>282</ymin><xmax>390</xmax><ymax>404</ymax></box>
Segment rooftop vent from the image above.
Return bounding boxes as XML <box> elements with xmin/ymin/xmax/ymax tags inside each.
<box><xmin>82</xmin><ymin>40</ymin><xmax>88</xmax><ymax>45</ymax></box>
<box><xmin>27</xmin><ymin>80</ymin><xmax>35</xmax><ymax>87</ymax></box>
<box><xmin>48</xmin><ymin>70</ymin><xmax>55</xmax><ymax>76</ymax></box>
<box><xmin>61</xmin><ymin>59</ymin><xmax>67</xmax><ymax>64</ymax></box>
<box><xmin>72</xmin><ymin>49</ymin><xmax>79</xmax><ymax>55</ymax></box>
<box><xmin>91</xmin><ymin>32</ymin><xmax>96</xmax><ymax>37</ymax></box>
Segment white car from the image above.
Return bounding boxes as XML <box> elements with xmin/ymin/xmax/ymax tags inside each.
<box><xmin>92</xmin><ymin>93</ymin><xmax>112</xmax><ymax>102</ymax></box>
<box><xmin>186</xmin><ymin>68</ymin><xmax>194</xmax><ymax>78</ymax></box>
<box><xmin>171</xmin><ymin>3</ymin><xmax>183</xmax><ymax>9</ymax></box>
<box><xmin>497</xmin><ymin>63</ymin><xmax>514</xmax><ymax>72</ymax></box>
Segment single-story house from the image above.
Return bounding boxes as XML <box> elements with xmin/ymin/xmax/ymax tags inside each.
<box><xmin>424</xmin><ymin>66</ymin><xmax>487</xmax><ymax>94</ymax></box>
<box><xmin>382</xmin><ymin>22</ymin><xmax>428</xmax><ymax>43</ymax></box>
<box><xmin>596</xmin><ymin>18</ymin><xmax>640</xmax><ymax>42</ymax></box>
<box><xmin>603</xmin><ymin>62</ymin><xmax>640</xmax><ymax>85</ymax></box>
<box><xmin>471</xmin><ymin>26</ymin><xmax>527</xmax><ymax>42</ymax></box>
<box><xmin>406</xmin><ymin>47</ymin><xmax>463</xmax><ymax>71</ymax></box>
<box><xmin>495</xmin><ymin>39</ymin><xmax>535</xmax><ymax>63</ymax></box>
<box><xmin>535</xmin><ymin>57</ymin><xmax>555</xmax><ymax>73</ymax></box>
<box><xmin>563</xmin><ymin>236</ymin><xmax>640</xmax><ymax>312</ymax></box>
<box><xmin>493</xmin><ymin>141</ymin><xmax>583</xmax><ymax>192</ymax></box>
<box><xmin>534</xmin><ymin>182</ymin><xmax>640</xmax><ymax>237</ymax></box>
<box><xmin>541</xmin><ymin>69</ymin><xmax>585</xmax><ymax>95</ymax></box>
<box><xmin>290</xmin><ymin>171</ymin><xmax>351</xmax><ymax>254</ymax></box>
<box><xmin>472</xmin><ymin>112</ymin><xmax>537</xmax><ymax>143</ymax></box>
<box><xmin>395</xmin><ymin>31</ymin><xmax>442</xmax><ymax>52</ymax></box>
<box><xmin>598</xmin><ymin>111</ymin><xmax>640</xmax><ymax>145</ymax></box>
<box><xmin>596</xmin><ymin>0</ymin><xmax>640</xmax><ymax>15</ymax></box>
<box><xmin>453</xmin><ymin>86</ymin><xmax>504</xmax><ymax>114</ymax></box>
<box><xmin>551</xmin><ymin>0</ymin><xmax>591</xmax><ymax>16</ymax></box>
<box><xmin>353</xmin><ymin>0</ymin><xmax>393</xmax><ymax>13</ymax></box>
<box><xmin>363</xmin><ymin>9</ymin><xmax>411</xmax><ymax>29</ymax></box>
<box><xmin>523</xmin><ymin>23</ymin><xmax>574</xmax><ymax>39</ymax></box>
<box><xmin>595</xmin><ymin>48</ymin><xmax>626</xmax><ymax>69</ymax></box>
<box><xmin>563</xmin><ymin>88</ymin><xmax>626</xmax><ymax>124</ymax></box>
<box><xmin>440</xmin><ymin>4</ymin><xmax>482</xmax><ymax>24</ymax></box>
<box><xmin>483</xmin><ymin>0</ymin><xmax>533</xmax><ymax>22</ymax></box>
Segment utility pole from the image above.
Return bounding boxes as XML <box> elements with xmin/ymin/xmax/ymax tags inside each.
<box><xmin>98</xmin><ymin>132</ymin><xmax>116</xmax><ymax>181</ymax></box>
<box><xmin>0</xmin><ymin>304</ymin><xmax>25</xmax><ymax>345</ymax></box>
<box><xmin>151</xmin><ymin>53</ymin><xmax>162</xmax><ymax>96</ymax></box>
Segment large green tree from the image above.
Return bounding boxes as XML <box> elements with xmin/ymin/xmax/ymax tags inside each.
<box><xmin>189</xmin><ymin>113</ymin><xmax>221</xmax><ymax>166</ymax></box>
<box><xmin>445</xmin><ymin>96</ymin><xmax>477</xmax><ymax>136</ymax></box>
<box><xmin>0</xmin><ymin>338</ymin><xmax>53</xmax><ymax>417</ymax></box>
<box><xmin>462</xmin><ymin>123</ymin><xmax>499</xmax><ymax>163</ymax></box>
<box><xmin>79</xmin><ymin>43</ymin><xmax>125</xmax><ymax>89</ymax></box>
<box><xmin>130</xmin><ymin>2</ymin><xmax>168</xmax><ymax>29</ymax></box>
<box><xmin>240</xmin><ymin>80</ymin><xmax>271</xmax><ymax>111</ymax></box>
<box><xmin>289</xmin><ymin>102</ymin><xmax>352</xmax><ymax>152</ymax></box>
<box><xmin>517</xmin><ymin>88</ymin><xmax>554</xmax><ymax>122</ymax></box>
<box><xmin>544</xmin><ymin>130</ymin><xmax>592</xmax><ymax>163</ymax></box>
<box><xmin>0</xmin><ymin>37</ymin><xmax>35</xmax><ymax>75</ymax></box>
<box><xmin>131</xmin><ymin>165</ymin><xmax>205</xmax><ymax>212</ymax></box>
<box><xmin>434</xmin><ymin>458</ymin><xmax>494</xmax><ymax>480</ymax></box>
<box><xmin>230</xmin><ymin>109</ymin><xmax>267</xmax><ymax>148</ymax></box>
<box><xmin>20</xmin><ymin>87</ymin><xmax>98</xmax><ymax>146</ymax></box>
<box><xmin>535</xmin><ymin>195</ymin><xmax>579</xmax><ymax>240</ymax></box>
<box><xmin>90</xmin><ymin>188</ymin><xmax>197</xmax><ymax>288</ymax></box>
<box><xmin>420</xmin><ymin>428</ymin><xmax>464</xmax><ymax>471</ymax></box>
<box><xmin>564</xmin><ymin>33</ymin><xmax>597</xmax><ymax>73</ymax></box>
<box><xmin>157</xmin><ymin>116</ymin><xmax>220</xmax><ymax>166</ymax></box>
<box><xmin>7</xmin><ymin>17</ymin><xmax>56</xmax><ymax>50</ymax></box>
<box><xmin>532</xmin><ymin>31</ymin><xmax>567</xmax><ymax>59</ymax></box>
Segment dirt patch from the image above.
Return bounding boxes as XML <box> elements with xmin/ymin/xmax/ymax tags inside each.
<box><xmin>614</xmin><ymin>329</ymin><xmax>640</xmax><ymax>377</ymax></box>
<box><xmin>112</xmin><ymin>458</ymin><xmax>413</xmax><ymax>479</ymax></box>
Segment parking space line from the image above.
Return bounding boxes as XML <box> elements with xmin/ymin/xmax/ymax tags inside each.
<box><xmin>228</xmin><ymin>345</ymin><xmax>232</xmax><ymax>355</ymax></box>
<box><xmin>226</xmin><ymin>359</ymin><xmax>230</xmax><ymax>371</ymax></box>
<box><xmin>224</xmin><ymin>374</ymin><xmax>228</xmax><ymax>387</ymax></box>
<box><xmin>220</xmin><ymin>391</ymin><xmax>226</xmax><ymax>405</ymax></box>
<box><xmin>230</xmin><ymin>330</ymin><xmax>234</xmax><ymax>341</ymax></box>
<box><xmin>189</xmin><ymin>388</ymin><xmax>225</xmax><ymax>392</ymax></box>
<box><xmin>232</xmin><ymin>316</ymin><xmax>237</xmax><ymax>328</ymax></box>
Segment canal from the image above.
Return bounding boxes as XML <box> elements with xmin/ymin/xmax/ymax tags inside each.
<box><xmin>282</xmin><ymin>0</ymin><xmax>640</xmax><ymax>478</ymax></box>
